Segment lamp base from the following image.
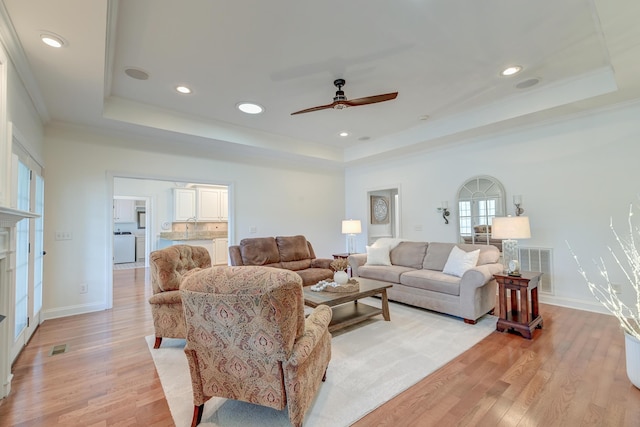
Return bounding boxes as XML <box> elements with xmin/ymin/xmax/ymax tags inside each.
<box><xmin>502</xmin><ymin>239</ymin><xmax>519</xmax><ymax>273</ymax></box>
<box><xmin>346</xmin><ymin>234</ymin><xmax>357</xmax><ymax>254</ymax></box>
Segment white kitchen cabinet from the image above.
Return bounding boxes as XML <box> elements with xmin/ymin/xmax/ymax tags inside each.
<box><xmin>213</xmin><ymin>238</ymin><xmax>228</xmax><ymax>265</ymax></box>
<box><xmin>173</xmin><ymin>188</ymin><xmax>196</xmax><ymax>221</ymax></box>
<box><xmin>174</xmin><ymin>187</ymin><xmax>228</xmax><ymax>222</ymax></box>
<box><xmin>197</xmin><ymin>187</ymin><xmax>228</xmax><ymax>221</ymax></box>
<box><xmin>114</xmin><ymin>199</ymin><xmax>136</xmax><ymax>223</ymax></box>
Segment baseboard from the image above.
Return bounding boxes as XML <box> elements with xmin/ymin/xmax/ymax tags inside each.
<box><xmin>41</xmin><ymin>302</ymin><xmax>107</xmax><ymax>321</ymax></box>
<box><xmin>539</xmin><ymin>294</ymin><xmax>611</xmax><ymax>316</ymax></box>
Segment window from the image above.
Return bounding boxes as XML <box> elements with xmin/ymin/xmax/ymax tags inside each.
<box><xmin>456</xmin><ymin>176</ymin><xmax>505</xmax><ymax>248</ymax></box>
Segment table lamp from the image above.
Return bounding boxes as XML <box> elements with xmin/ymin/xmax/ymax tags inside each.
<box><xmin>491</xmin><ymin>216</ymin><xmax>531</xmax><ymax>276</ymax></box>
<box><xmin>342</xmin><ymin>219</ymin><xmax>362</xmax><ymax>254</ymax></box>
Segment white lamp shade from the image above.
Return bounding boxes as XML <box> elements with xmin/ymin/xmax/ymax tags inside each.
<box><xmin>342</xmin><ymin>219</ymin><xmax>362</xmax><ymax>234</ymax></box>
<box><xmin>491</xmin><ymin>216</ymin><xmax>531</xmax><ymax>239</ymax></box>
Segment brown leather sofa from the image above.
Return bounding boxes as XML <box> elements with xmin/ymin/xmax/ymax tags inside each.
<box><xmin>228</xmin><ymin>235</ymin><xmax>334</xmax><ymax>286</ymax></box>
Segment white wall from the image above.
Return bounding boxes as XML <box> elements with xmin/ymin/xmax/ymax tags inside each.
<box><xmin>346</xmin><ymin>101</ymin><xmax>640</xmax><ymax>314</ymax></box>
<box><xmin>42</xmin><ymin>126</ymin><xmax>345</xmax><ymax>319</ymax></box>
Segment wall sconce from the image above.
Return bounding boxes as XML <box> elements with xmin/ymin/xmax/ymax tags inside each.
<box><xmin>513</xmin><ymin>195</ymin><xmax>524</xmax><ymax>216</ymax></box>
<box><xmin>436</xmin><ymin>201</ymin><xmax>450</xmax><ymax>224</ymax></box>
<box><xmin>341</xmin><ymin>219</ymin><xmax>362</xmax><ymax>254</ymax></box>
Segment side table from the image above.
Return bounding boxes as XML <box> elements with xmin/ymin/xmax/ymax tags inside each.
<box><xmin>494</xmin><ymin>271</ymin><xmax>543</xmax><ymax>339</ymax></box>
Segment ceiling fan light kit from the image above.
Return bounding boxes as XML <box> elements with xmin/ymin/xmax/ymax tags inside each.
<box><xmin>291</xmin><ymin>79</ymin><xmax>398</xmax><ymax>115</ymax></box>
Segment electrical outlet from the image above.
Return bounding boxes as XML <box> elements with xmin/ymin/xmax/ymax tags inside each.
<box><xmin>80</xmin><ymin>283</ymin><xmax>88</xmax><ymax>294</ymax></box>
<box><xmin>250</xmin><ymin>226</ymin><xmax>257</xmax><ymax>234</ymax></box>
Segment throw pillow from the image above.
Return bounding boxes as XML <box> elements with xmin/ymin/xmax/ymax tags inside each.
<box><xmin>442</xmin><ymin>246</ymin><xmax>480</xmax><ymax>277</ymax></box>
<box><xmin>365</xmin><ymin>245</ymin><xmax>392</xmax><ymax>266</ymax></box>
<box><xmin>372</xmin><ymin>237</ymin><xmax>406</xmax><ymax>251</ymax></box>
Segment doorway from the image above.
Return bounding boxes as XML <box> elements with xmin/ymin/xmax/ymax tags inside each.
<box><xmin>10</xmin><ymin>131</ymin><xmax>44</xmax><ymax>364</ymax></box>
<box><xmin>107</xmin><ymin>176</ymin><xmax>232</xmax><ymax>308</ymax></box>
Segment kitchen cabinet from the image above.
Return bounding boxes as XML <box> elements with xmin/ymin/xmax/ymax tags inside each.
<box><xmin>173</xmin><ymin>188</ymin><xmax>197</xmax><ymax>221</ymax></box>
<box><xmin>213</xmin><ymin>238</ymin><xmax>228</xmax><ymax>265</ymax></box>
<box><xmin>114</xmin><ymin>199</ymin><xmax>136</xmax><ymax>223</ymax></box>
<box><xmin>136</xmin><ymin>235</ymin><xmax>146</xmax><ymax>262</ymax></box>
<box><xmin>174</xmin><ymin>187</ymin><xmax>228</xmax><ymax>222</ymax></box>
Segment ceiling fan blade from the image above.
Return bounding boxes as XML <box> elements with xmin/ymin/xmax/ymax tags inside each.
<box><xmin>344</xmin><ymin>92</ymin><xmax>398</xmax><ymax>107</ymax></box>
<box><xmin>290</xmin><ymin>102</ymin><xmax>337</xmax><ymax>115</ymax></box>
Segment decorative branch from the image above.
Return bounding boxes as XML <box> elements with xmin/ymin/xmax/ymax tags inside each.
<box><xmin>330</xmin><ymin>258</ymin><xmax>348</xmax><ymax>272</ymax></box>
<box><xmin>567</xmin><ymin>203</ymin><xmax>640</xmax><ymax>340</ymax></box>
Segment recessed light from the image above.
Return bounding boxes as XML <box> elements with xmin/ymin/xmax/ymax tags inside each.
<box><xmin>40</xmin><ymin>33</ymin><xmax>66</xmax><ymax>48</ymax></box>
<box><xmin>419</xmin><ymin>114</ymin><xmax>430</xmax><ymax>121</ymax></box>
<box><xmin>237</xmin><ymin>102</ymin><xmax>264</xmax><ymax>114</ymax></box>
<box><xmin>501</xmin><ymin>65</ymin><xmax>523</xmax><ymax>77</ymax></box>
<box><xmin>339</xmin><ymin>132</ymin><xmax>349</xmax><ymax>137</ymax></box>
<box><xmin>176</xmin><ymin>85</ymin><xmax>192</xmax><ymax>94</ymax></box>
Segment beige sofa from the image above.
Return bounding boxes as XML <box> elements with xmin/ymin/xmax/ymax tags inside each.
<box><xmin>228</xmin><ymin>235</ymin><xmax>334</xmax><ymax>286</ymax></box>
<box><xmin>348</xmin><ymin>241</ymin><xmax>503</xmax><ymax>324</ymax></box>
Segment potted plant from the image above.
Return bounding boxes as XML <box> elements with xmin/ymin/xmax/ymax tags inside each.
<box><xmin>568</xmin><ymin>203</ymin><xmax>640</xmax><ymax>389</ymax></box>
<box><xmin>330</xmin><ymin>258</ymin><xmax>349</xmax><ymax>285</ymax></box>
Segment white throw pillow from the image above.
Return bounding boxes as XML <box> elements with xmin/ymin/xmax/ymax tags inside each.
<box><xmin>372</xmin><ymin>237</ymin><xmax>406</xmax><ymax>251</ymax></box>
<box><xmin>365</xmin><ymin>245</ymin><xmax>392</xmax><ymax>266</ymax></box>
<box><xmin>442</xmin><ymin>246</ymin><xmax>480</xmax><ymax>277</ymax></box>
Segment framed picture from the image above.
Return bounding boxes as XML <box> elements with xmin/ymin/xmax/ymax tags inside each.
<box><xmin>137</xmin><ymin>211</ymin><xmax>146</xmax><ymax>229</ymax></box>
<box><xmin>370</xmin><ymin>195</ymin><xmax>390</xmax><ymax>224</ymax></box>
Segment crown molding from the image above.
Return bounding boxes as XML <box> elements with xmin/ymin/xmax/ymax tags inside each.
<box><xmin>0</xmin><ymin>1</ymin><xmax>50</xmax><ymax>122</ymax></box>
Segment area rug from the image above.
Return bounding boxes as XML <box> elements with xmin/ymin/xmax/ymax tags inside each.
<box><xmin>146</xmin><ymin>298</ymin><xmax>497</xmax><ymax>427</ymax></box>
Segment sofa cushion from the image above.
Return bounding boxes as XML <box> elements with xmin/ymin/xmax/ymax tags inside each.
<box><xmin>358</xmin><ymin>264</ymin><xmax>415</xmax><ymax>283</ymax></box>
<box><xmin>400</xmin><ymin>269</ymin><xmax>461</xmax><ymax>296</ymax></box>
<box><xmin>365</xmin><ymin>245</ymin><xmax>392</xmax><ymax>266</ymax></box>
<box><xmin>240</xmin><ymin>237</ymin><xmax>281</xmax><ymax>266</ymax></box>
<box><xmin>423</xmin><ymin>242</ymin><xmax>499</xmax><ymax>270</ymax></box>
<box><xmin>390</xmin><ymin>242</ymin><xmax>428</xmax><ymax>269</ymax></box>
<box><xmin>422</xmin><ymin>242</ymin><xmax>457</xmax><ymax>271</ymax></box>
<box><xmin>281</xmin><ymin>259</ymin><xmax>312</xmax><ymax>271</ymax></box>
<box><xmin>276</xmin><ymin>235</ymin><xmax>311</xmax><ymax>262</ymax></box>
<box><xmin>442</xmin><ymin>246</ymin><xmax>480</xmax><ymax>277</ymax></box>
<box><xmin>296</xmin><ymin>267</ymin><xmax>334</xmax><ymax>287</ymax></box>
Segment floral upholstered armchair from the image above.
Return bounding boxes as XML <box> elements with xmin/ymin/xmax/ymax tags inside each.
<box><xmin>180</xmin><ymin>266</ymin><xmax>332</xmax><ymax>427</ymax></box>
<box><xmin>148</xmin><ymin>245</ymin><xmax>211</xmax><ymax>349</ymax></box>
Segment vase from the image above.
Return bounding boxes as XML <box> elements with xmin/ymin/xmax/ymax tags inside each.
<box><xmin>625</xmin><ymin>332</ymin><xmax>640</xmax><ymax>389</ymax></box>
<box><xmin>333</xmin><ymin>270</ymin><xmax>349</xmax><ymax>285</ymax></box>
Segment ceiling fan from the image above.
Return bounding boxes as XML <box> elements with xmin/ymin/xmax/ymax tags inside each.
<box><xmin>291</xmin><ymin>79</ymin><xmax>398</xmax><ymax>115</ymax></box>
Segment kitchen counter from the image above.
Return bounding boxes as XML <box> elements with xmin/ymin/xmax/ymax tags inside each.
<box><xmin>158</xmin><ymin>231</ymin><xmax>227</xmax><ymax>241</ymax></box>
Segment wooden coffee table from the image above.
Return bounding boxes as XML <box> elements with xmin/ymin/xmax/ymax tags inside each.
<box><xmin>303</xmin><ymin>277</ymin><xmax>392</xmax><ymax>332</ymax></box>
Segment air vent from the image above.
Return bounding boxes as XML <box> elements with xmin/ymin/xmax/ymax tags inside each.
<box><xmin>519</xmin><ymin>247</ymin><xmax>553</xmax><ymax>294</ymax></box>
<box><xmin>49</xmin><ymin>344</ymin><xmax>69</xmax><ymax>356</ymax></box>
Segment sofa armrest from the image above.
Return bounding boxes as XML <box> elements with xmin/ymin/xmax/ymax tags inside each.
<box><xmin>459</xmin><ymin>263</ymin><xmax>503</xmax><ymax>290</ymax></box>
<box><xmin>228</xmin><ymin>245</ymin><xmax>243</xmax><ymax>266</ymax></box>
<box><xmin>287</xmin><ymin>305</ymin><xmax>332</xmax><ymax>367</ymax></box>
<box><xmin>148</xmin><ymin>289</ymin><xmax>182</xmax><ymax>305</ymax></box>
<box><xmin>348</xmin><ymin>253</ymin><xmax>368</xmax><ymax>277</ymax></box>
<box><xmin>311</xmin><ymin>258</ymin><xmax>333</xmax><ymax>269</ymax></box>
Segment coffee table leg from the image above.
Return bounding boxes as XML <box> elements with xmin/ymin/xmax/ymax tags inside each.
<box><xmin>381</xmin><ymin>290</ymin><xmax>391</xmax><ymax>321</ymax></box>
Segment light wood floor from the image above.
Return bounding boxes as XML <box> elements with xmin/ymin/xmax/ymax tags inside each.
<box><xmin>1</xmin><ymin>269</ymin><xmax>639</xmax><ymax>426</ymax></box>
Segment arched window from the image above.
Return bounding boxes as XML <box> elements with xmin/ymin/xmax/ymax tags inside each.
<box><xmin>457</xmin><ymin>176</ymin><xmax>506</xmax><ymax>250</ymax></box>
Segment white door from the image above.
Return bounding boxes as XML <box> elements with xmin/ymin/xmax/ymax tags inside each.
<box><xmin>10</xmin><ymin>150</ymin><xmax>44</xmax><ymax>363</ymax></box>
